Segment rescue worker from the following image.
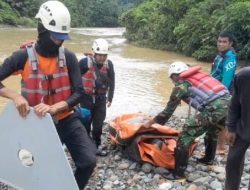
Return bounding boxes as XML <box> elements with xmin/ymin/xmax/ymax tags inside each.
<box><xmin>225</xmin><ymin>67</ymin><xmax>250</xmax><ymax>190</ymax></box>
<box><xmin>79</xmin><ymin>38</ymin><xmax>115</xmax><ymax>156</ymax></box>
<box><xmin>211</xmin><ymin>31</ymin><xmax>238</xmax><ymax>155</ymax></box>
<box><xmin>143</xmin><ymin>61</ymin><xmax>231</xmax><ymax>180</ymax></box>
<box><xmin>0</xmin><ymin>1</ymin><xmax>96</xmax><ymax>189</ymax></box>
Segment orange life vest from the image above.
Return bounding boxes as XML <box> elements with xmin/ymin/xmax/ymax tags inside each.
<box><xmin>20</xmin><ymin>43</ymin><xmax>72</xmax><ymax>120</ymax></box>
<box><xmin>180</xmin><ymin>66</ymin><xmax>229</xmax><ymax>111</ymax></box>
<box><xmin>81</xmin><ymin>56</ymin><xmax>109</xmax><ymax>95</ymax></box>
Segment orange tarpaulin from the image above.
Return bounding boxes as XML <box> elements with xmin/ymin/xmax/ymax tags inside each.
<box><xmin>109</xmin><ymin>113</ymin><xmax>197</xmax><ymax>169</ymax></box>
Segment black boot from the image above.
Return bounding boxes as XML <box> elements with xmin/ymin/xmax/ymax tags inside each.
<box><xmin>163</xmin><ymin>147</ymin><xmax>189</xmax><ymax>180</ymax></box>
<box><xmin>197</xmin><ymin>138</ymin><xmax>217</xmax><ymax>165</ymax></box>
<box><xmin>96</xmin><ymin>145</ymin><xmax>108</xmax><ymax>156</ymax></box>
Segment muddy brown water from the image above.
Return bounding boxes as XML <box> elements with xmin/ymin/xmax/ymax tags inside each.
<box><xmin>0</xmin><ymin>27</ymin><xmax>210</xmax><ymax>119</ymax></box>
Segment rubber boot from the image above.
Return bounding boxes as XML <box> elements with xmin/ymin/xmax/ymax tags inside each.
<box><xmin>96</xmin><ymin>145</ymin><xmax>108</xmax><ymax>156</ymax></box>
<box><xmin>95</xmin><ymin>142</ymin><xmax>108</xmax><ymax>157</ymax></box>
<box><xmin>163</xmin><ymin>147</ymin><xmax>189</xmax><ymax>180</ymax></box>
<box><xmin>197</xmin><ymin>138</ymin><xmax>217</xmax><ymax>165</ymax></box>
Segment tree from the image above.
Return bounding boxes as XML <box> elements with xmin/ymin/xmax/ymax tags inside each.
<box><xmin>86</xmin><ymin>0</ymin><xmax>120</xmax><ymax>27</ymax></box>
<box><xmin>62</xmin><ymin>0</ymin><xmax>91</xmax><ymax>27</ymax></box>
<box><xmin>121</xmin><ymin>0</ymin><xmax>250</xmax><ymax>62</ymax></box>
<box><xmin>174</xmin><ymin>0</ymin><xmax>228</xmax><ymax>60</ymax></box>
<box><xmin>218</xmin><ymin>1</ymin><xmax>250</xmax><ymax>62</ymax></box>
<box><xmin>0</xmin><ymin>0</ymin><xmax>20</xmax><ymax>25</ymax></box>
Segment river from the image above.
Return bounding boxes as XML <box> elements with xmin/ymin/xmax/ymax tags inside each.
<box><xmin>0</xmin><ymin>27</ymin><xmax>210</xmax><ymax>120</ymax></box>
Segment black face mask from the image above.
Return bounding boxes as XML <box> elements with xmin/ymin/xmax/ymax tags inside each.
<box><xmin>36</xmin><ymin>22</ymin><xmax>63</xmax><ymax>57</ymax></box>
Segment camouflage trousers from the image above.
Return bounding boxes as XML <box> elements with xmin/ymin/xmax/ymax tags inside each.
<box><xmin>177</xmin><ymin>95</ymin><xmax>231</xmax><ymax>149</ymax></box>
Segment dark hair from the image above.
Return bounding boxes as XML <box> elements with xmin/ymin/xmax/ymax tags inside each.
<box><xmin>219</xmin><ymin>31</ymin><xmax>235</xmax><ymax>43</ymax></box>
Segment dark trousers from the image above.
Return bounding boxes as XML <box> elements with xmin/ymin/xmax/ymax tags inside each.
<box><xmin>80</xmin><ymin>96</ymin><xmax>106</xmax><ymax>147</ymax></box>
<box><xmin>225</xmin><ymin>137</ymin><xmax>250</xmax><ymax>190</ymax></box>
<box><xmin>56</xmin><ymin>113</ymin><xmax>97</xmax><ymax>190</ymax></box>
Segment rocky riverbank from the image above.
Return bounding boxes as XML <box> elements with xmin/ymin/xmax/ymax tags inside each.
<box><xmin>84</xmin><ymin>116</ymin><xmax>250</xmax><ymax>190</ymax></box>
<box><xmin>85</xmin><ymin>116</ymin><xmax>218</xmax><ymax>190</ymax></box>
<box><xmin>1</xmin><ymin>115</ymin><xmax>250</xmax><ymax>190</ymax></box>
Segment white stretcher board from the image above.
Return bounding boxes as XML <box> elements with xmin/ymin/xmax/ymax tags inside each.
<box><xmin>0</xmin><ymin>102</ymin><xmax>78</xmax><ymax>190</ymax></box>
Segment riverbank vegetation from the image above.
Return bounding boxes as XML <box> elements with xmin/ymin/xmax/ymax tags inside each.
<box><xmin>0</xmin><ymin>0</ymin><xmax>140</xmax><ymax>27</ymax></box>
<box><xmin>1</xmin><ymin>0</ymin><xmax>249</xmax><ymax>62</ymax></box>
<box><xmin>121</xmin><ymin>0</ymin><xmax>250</xmax><ymax>62</ymax></box>
<box><xmin>0</xmin><ymin>0</ymin><xmax>35</xmax><ymax>26</ymax></box>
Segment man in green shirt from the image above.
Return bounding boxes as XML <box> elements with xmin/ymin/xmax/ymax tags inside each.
<box><xmin>211</xmin><ymin>31</ymin><xmax>237</xmax><ymax>155</ymax></box>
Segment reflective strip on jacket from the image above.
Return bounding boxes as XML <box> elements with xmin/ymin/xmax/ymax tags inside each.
<box><xmin>21</xmin><ymin>44</ymin><xmax>72</xmax><ymax>120</ymax></box>
<box><xmin>180</xmin><ymin>66</ymin><xmax>229</xmax><ymax>111</ymax></box>
<box><xmin>81</xmin><ymin>56</ymin><xmax>109</xmax><ymax>95</ymax></box>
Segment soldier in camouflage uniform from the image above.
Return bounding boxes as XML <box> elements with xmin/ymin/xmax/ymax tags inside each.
<box><xmin>144</xmin><ymin>61</ymin><xmax>231</xmax><ymax>180</ymax></box>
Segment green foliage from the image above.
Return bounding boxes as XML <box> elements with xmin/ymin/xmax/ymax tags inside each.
<box><xmin>1</xmin><ymin>0</ymin><xmax>249</xmax><ymax>62</ymax></box>
<box><xmin>61</xmin><ymin>0</ymin><xmax>90</xmax><ymax>27</ymax></box>
<box><xmin>176</xmin><ymin>0</ymin><xmax>250</xmax><ymax>61</ymax></box>
<box><xmin>121</xmin><ymin>0</ymin><xmax>199</xmax><ymax>49</ymax></box>
<box><xmin>217</xmin><ymin>1</ymin><xmax>250</xmax><ymax>61</ymax></box>
<box><xmin>122</xmin><ymin>0</ymin><xmax>250</xmax><ymax>62</ymax></box>
<box><xmin>118</xmin><ymin>0</ymin><xmax>142</xmax><ymax>11</ymax></box>
<box><xmin>0</xmin><ymin>0</ymin><xmax>19</xmax><ymax>25</ymax></box>
<box><xmin>174</xmin><ymin>0</ymin><xmax>228</xmax><ymax>60</ymax></box>
<box><xmin>17</xmin><ymin>17</ymin><xmax>36</xmax><ymax>27</ymax></box>
<box><xmin>86</xmin><ymin>0</ymin><xmax>120</xmax><ymax>27</ymax></box>
<box><xmin>0</xmin><ymin>0</ymin><xmax>38</xmax><ymax>26</ymax></box>
<box><xmin>0</xmin><ymin>0</ymin><xmax>139</xmax><ymax>28</ymax></box>
<box><xmin>121</xmin><ymin>0</ymin><xmax>157</xmax><ymax>43</ymax></box>
<box><xmin>148</xmin><ymin>0</ymin><xmax>195</xmax><ymax>50</ymax></box>
<box><xmin>6</xmin><ymin>0</ymin><xmax>43</xmax><ymax>17</ymax></box>
<box><xmin>62</xmin><ymin>0</ymin><xmax>140</xmax><ymax>27</ymax></box>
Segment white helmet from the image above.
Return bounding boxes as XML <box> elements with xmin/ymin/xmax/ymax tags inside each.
<box><xmin>92</xmin><ymin>38</ymin><xmax>109</xmax><ymax>54</ymax></box>
<box><xmin>35</xmin><ymin>1</ymin><xmax>71</xmax><ymax>40</ymax></box>
<box><xmin>168</xmin><ymin>61</ymin><xmax>189</xmax><ymax>77</ymax></box>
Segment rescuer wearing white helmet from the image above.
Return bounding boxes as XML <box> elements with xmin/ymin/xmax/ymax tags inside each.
<box><xmin>168</xmin><ymin>61</ymin><xmax>189</xmax><ymax>77</ymax></box>
<box><xmin>35</xmin><ymin>0</ymin><xmax>71</xmax><ymax>40</ymax></box>
<box><xmin>0</xmin><ymin>1</ymin><xmax>96</xmax><ymax>189</ymax></box>
<box><xmin>92</xmin><ymin>38</ymin><xmax>109</xmax><ymax>54</ymax></box>
<box><xmin>143</xmin><ymin>61</ymin><xmax>231</xmax><ymax>180</ymax></box>
<box><xmin>78</xmin><ymin>38</ymin><xmax>115</xmax><ymax>156</ymax></box>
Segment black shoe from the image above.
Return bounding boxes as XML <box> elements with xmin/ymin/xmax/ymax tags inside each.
<box><xmin>96</xmin><ymin>146</ymin><xmax>108</xmax><ymax>157</ymax></box>
<box><xmin>197</xmin><ymin>157</ymin><xmax>214</xmax><ymax>165</ymax></box>
<box><xmin>162</xmin><ymin>171</ymin><xmax>185</xmax><ymax>180</ymax></box>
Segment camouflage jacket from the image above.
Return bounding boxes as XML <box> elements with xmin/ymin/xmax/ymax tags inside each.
<box><xmin>154</xmin><ymin>81</ymin><xmax>191</xmax><ymax>125</ymax></box>
<box><xmin>154</xmin><ymin>80</ymin><xmax>230</xmax><ymax>125</ymax></box>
